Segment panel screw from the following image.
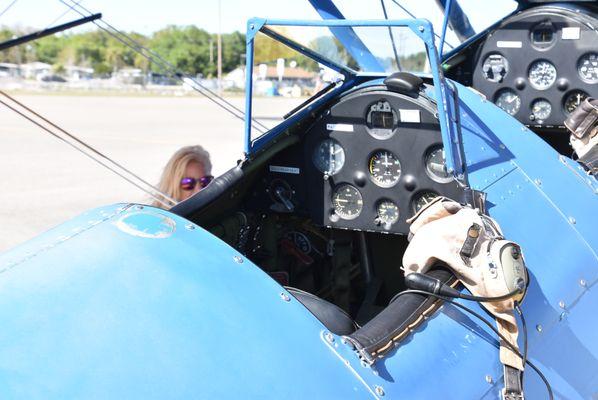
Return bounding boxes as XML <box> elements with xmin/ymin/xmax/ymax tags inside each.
<box><xmin>375</xmin><ymin>385</ymin><xmax>385</xmax><ymax>396</ymax></box>
<box><xmin>568</xmin><ymin>217</ymin><xmax>576</xmax><ymax>225</ymax></box>
<box><xmin>580</xmin><ymin>279</ymin><xmax>587</xmax><ymax>287</ymax></box>
<box><xmin>485</xmin><ymin>375</ymin><xmax>493</xmax><ymax>384</ymax></box>
<box><xmin>536</xmin><ymin>324</ymin><xmax>542</xmax><ymax>333</ymax></box>
<box><xmin>559</xmin><ymin>300</ymin><xmax>566</xmax><ymax>309</ymax></box>
<box><xmin>233</xmin><ymin>255</ymin><xmax>244</xmax><ymax>264</ymax></box>
<box><xmin>280</xmin><ymin>292</ymin><xmax>290</xmax><ymax>302</ymax></box>
<box><xmin>185</xmin><ymin>223</ymin><xmax>196</xmax><ymax>230</ymax></box>
<box><xmin>325</xmin><ymin>332</ymin><xmax>335</xmax><ymax>343</ymax></box>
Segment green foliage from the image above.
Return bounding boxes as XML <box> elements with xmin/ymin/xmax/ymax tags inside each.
<box><xmin>0</xmin><ymin>26</ymin><xmax>247</xmax><ymax>77</ymax></box>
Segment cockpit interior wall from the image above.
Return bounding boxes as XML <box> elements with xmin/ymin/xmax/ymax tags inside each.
<box><xmin>444</xmin><ymin>3</ymin><xmax>598</xmax><ymax>155</ymax></box>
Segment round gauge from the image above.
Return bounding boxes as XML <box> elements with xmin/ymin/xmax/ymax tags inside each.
<box><xmin>411</xmin><ymin>191</ymin><xmax>439</xmax><ymax>215</ymax></box>
<box><xmin>368</xmin><ymin>150</ymin><xmax>402</xmax><ymax>188</ymax></box>
<box><xmin>376</xmin><ymin>200</ymin><xmax>399</xmax><ymax>227</ymax></box>
<box><xmin>495</xmin><ymin>89</ymin><xmax>521</xmax><ymax>116</ymax></box>
<box><xmin>578</xmin><ymin>53</ymin><xmax>598</xmax><ymax>84</ymax></box>
<box><xmin>366</xmin><ymin>100</ymin><xmax>398</xmax><ymax>140</ymax></box>
<box><xmin>563</xmin><ymin>90</ymin><xmax>589</xmax><ymax>115</ymax></box>
<box><xmin>482</xmin><ymin>53</ymin><xmax>509</xmax><ymax>83</ymax></box>
<box><xmin>313</xmin><ymin>138</ymin><xmax>345</xmax><ymax>175</ymax></box>
<box><xmin>531</xmin><ymin>99</ymin><xmax>552</xmax><ymax>122</ymax></box>
<box><xmin>528</xmin><ymin>60</ymin><xmax>557</xmax><ymax>90</ymax></box>
<box><xmin>332</xmin><ymin>184</ymin><xmax>363</xmax><ymax>220</ymax></box>
<box><xmin>425</xmin><ymin>147</ymin><xmax>452</xmax><ymax>183</ymax></box>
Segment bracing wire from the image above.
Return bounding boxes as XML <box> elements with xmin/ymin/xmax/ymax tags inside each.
<box><xmin>58</xmin><ymin>0</ymin><xmax>268</xmax><ymax>134</ymax></box>
<box><xmin>44</xmin><ymin>0</ymin><xmax>82</xmax><ymax>30</ymax></box>
<box><xmin>0</xmin><ymin>90</ymin><xmax>177</xmax><ymax>209</ymax></box>
<box><xmin>387</xmin><ymin>0</ymin><xmax>455</xmax><ymax>50</ymax></box>
<box><xmin>0</xmin><ymin>0</ymin><xmax>18</xmax><ymax>19</ymax></box>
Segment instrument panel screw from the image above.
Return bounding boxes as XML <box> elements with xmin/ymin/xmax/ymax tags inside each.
<box><xmin>185</xmin><ymin>223</ymin><xmax>196</xmax><ymax>230</ymax></box>
<box><xmin>485</xmin><ymin>375</ymin><xmax>493</xmax><ymax>384</ymax></box>
<box><xmin>580</xmin><ymin>279</ymin><xmax>587</xmax><ymax>288</ymax></box>
<box><xmin>559</xmin><ymin>300</ymin><xmax>566</xmax><ymax>309</ymax></box>
<box><xmin>233</xmin><ymin>255</ymin><xmax>244</xmax><ymax>264</ymax></box>
<box><xmin>324</xmin><ymin>332</ymin><xmax>335</xmax><ymax>343</ymax></box>
<box><xmin>375</xmin><ymin>385</ymin><xmax>385</xmax><ymax>396</ymax></box>
<box><xmin>536</xmin><ymin>324</ymin><xmax>543</xmax><ymax>333</ymax></box>
<box><xmin>280</xmin><ymin>292</ymin><xmax>290</xmax><ymax>302</ymax></box>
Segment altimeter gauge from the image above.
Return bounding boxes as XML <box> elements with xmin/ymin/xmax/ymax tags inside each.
<box><xmin>578</xmin><ymin>53</ymin><xmax>598</xmax><ymax>84</ymax></box>
<box><xmin>530</xmin><ymin>99</ymin><xmax>552</xmax><ymax>122</ymax></box>
<box><xmin>528</xmin><ymin>60</ymin><xmax>557</xmax><ymax>90</ymax></box>
<box><xmin>369</xmin><ymin>150</ymin><xmax>402</xmax><ymax>188</ymax></box>
<box><xmin>376</xmin><ymin>200</ymin><xmax>399</xmax><ymax>227</ymax></box>
<box><xmin>332</xmin><ymin>184</ymin><xmax>363</xmax><ymax>220</ymax></box>
<box><xmin>495</xmin><ymin>89</ymin><xmax>521</xmax><ymax>116</ymax></box>
<box><xmin>313</xmin><ymin>138</ymin><xmax>345</xmax><ymax>175</ymax></box>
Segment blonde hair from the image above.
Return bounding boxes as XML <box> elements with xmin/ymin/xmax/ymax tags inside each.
<box><xmin>153</xmin><ymin>145</ymin><xmax>212</xmax><ymax>208</ymax></box>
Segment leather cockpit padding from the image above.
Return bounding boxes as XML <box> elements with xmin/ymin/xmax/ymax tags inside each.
<box><xmin>347</xmin><ymin>268</ymin><xmax>457</xmax><ymax>359</ymax></box>
<box><xmin>171</xmin><ymin>165</ymin><xmax>244</xmax><ymax>218</ymax></box>
<box><xmin>286</xmin><ymin>287</ymin><xmax>358</xmax><ymax>336</ymax></box>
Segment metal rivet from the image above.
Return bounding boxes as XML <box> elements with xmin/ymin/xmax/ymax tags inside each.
<box><xmin>280</xmin><ymin>292</ymin><xmax>290</xmax><ymax>302</ymax></box>
<box><xmin>536</xmin><ymin>324</ymin><xmax>542</xmax><ymax>333</ymax></box>
<box><xmin>560</xmin><ymin>312</ymin><xmax>567</xmax><ymax>321</ymax></box>
<box><xmin>185</xmin><ymin>223</ymin><xmax>196</xmax><ymax>230</ymax></box>
<box><xmin>418</xmin><ymin>25</ymin><xmax>425</xmax><ymax>32</ymax></box>
<box><xmin>375</xmin><ymin>385</ymin><xmax>385</xmax><ymax>396</ymax></box>
<box><xmin>568</xmin><ymin>217</ymin><xmax>576</xmax><ymax>225</ymax></box>
<box><xmin>485</xmin><ymin>375</ymin><xmax>493</xmax><ymax>384</ymax></box>
<box><xmin>559</xmin><ymin>300</ymin><xmax>566</xmax><ymax>309</ymax></box>
<box><xmin>250</xmin><ymin>24</ymin><xmax>255</xmax><ymax>29</ymax></box>
<box><xmin>534</xmin><ymin>178</ymin><xmax>542</xmax><ymax>186</ymax></box>
<box><xmin>499</xmin><ymin>144</ymin><xmax>506</xmax><ymax>150</ymax></box>
<box><xmin>135</xmin><ymin>205</ymin><xmax>144</xmax><ymax>210</ymax></box>
<box><xmin>325</xmin><ymin>332</ymin><xmax>335</xmax><ymax>343</ymax></box>
<box><xmin>580</xmin><ymin>279</ymin><xmax>587</xmax><ymax>288</ymax></box>
<box><xmin>233</xmin><ymin>255</ymin><xmax>244</xmax><ymax>264</ymax></box>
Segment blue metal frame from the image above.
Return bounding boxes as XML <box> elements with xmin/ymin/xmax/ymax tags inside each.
<box><xmin>439</xmin><ymin>0</ymin><xmax>452</xmax><ymax>56</ymax></box>
<box><xmin>244</xmin><ymin>18</ymin><xmax>466</xmax><ymax>183</ymax></box>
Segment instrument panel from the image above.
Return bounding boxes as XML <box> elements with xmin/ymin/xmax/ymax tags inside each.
<box><xmin>448</xmin><ymin>4</ymin><xmax>598</xmax><ymax>132</ymax></box>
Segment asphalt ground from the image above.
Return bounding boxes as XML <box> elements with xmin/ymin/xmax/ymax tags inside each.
<box><xmin>0</xmin><ymin>94</ymin><xmax>299</xmax><ymax>252</ymax></box>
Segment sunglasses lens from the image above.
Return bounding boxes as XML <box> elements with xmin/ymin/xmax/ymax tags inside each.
<box><xmin>199</xmin><ymin>175</ymin><xmax>214</xmax><ymax>188</ymax></box>
<box><xmin>180</xmin><ymin>177</ymin><xmax>196</xmax><ymax>191</ymax></box>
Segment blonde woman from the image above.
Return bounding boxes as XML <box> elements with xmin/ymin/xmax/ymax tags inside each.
<box><xmin>153</xmin><ymin>145</ymin><xmax>213</xmax><ymax>208</ymax></box>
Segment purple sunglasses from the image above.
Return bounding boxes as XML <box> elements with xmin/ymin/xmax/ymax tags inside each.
<box><xmin>180</xmin><ymin>175</ymin><xmax>214</xmax><ymax>191</ymax></box>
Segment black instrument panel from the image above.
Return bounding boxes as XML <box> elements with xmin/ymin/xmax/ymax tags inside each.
<box><xmin>467</xmin><ymin>5</ymin><xmax>598</xmax><ymax>129</ymax></box>
<box><xmin>301</xmin><ymin>87</ymin><xmax>464</xmax><ymax>235</ymax></box>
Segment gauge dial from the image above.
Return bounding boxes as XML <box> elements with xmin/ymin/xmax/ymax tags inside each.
<box><xmin>495</xmin><ymin>89</ymin><xmax>521</xmax><ymax>116</ymax></box>
<box><xmin>482</xmin><ymin>54</ymin><xmax>509</xmax><ymax>83</ymax></box>
<box><xmin>528</xmin><ymin>60</ymin><xmax>557</xmax><ymax>90</ymax></box>
<box><xmin>376</xmin><ymin>200</ymin><xmax>399</xmax><ymax>227</ymax></box>
<box><xmin>313</xmin><ymin>138</ymin><xmax>345</xmax><ymax>175</ymax></box>
<box><xmin>564</xmin><ymin>90</ymin><xmax>589</xmax><ymax>115</ymax></box>
<box><xmin>411</xmin><ymin>191</ymin><xmax>439</xmax><ymax>214</ymax></box>
<box><xmin>425</xmin><ymin>147</ymin><xmax>452</xmax><ymax>183</ymax></box>
<box><xmin>531</xmin><ymin>99</ymin><xmax>552</xmax><ymax>122</ymax></box>
<box><xmin>366</xmin><ymin>100</ymin><xmax>398</xmax><ymax>140</ymax></box>
<box><xmin>369</xmin><ymin>150</ymin><xmax>402</xmax><ymax>188</ymax></box>
<box><xmin>332</xmin><ymin>184</ymin><xmax>363</xmax><ymax>220</ymax></box>
<box><xmin>578</xmin><ymin>53</ymin><xmax>598</xmax><ymax>84</ymax></box>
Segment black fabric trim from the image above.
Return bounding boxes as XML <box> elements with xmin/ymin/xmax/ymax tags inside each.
<box><xmin>347</xmin><ymin>269</ymin><xmax>456</xmax><ymax>359</ymax></box>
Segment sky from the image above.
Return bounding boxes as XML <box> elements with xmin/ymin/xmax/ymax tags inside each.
<box><xmin>1</xmin><ymin>0</ymin><xmax>518</xmax><ymax>43</ymax></box>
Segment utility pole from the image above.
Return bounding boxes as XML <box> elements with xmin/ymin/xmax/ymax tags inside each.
<box><xmin>217</xmin><ymin>0</ymin><xmax>222</xmax><ymax>94</ymax></box>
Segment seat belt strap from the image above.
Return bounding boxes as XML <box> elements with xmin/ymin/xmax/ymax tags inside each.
<box><xmin>502</xmin><ymin>364</ymin><xmax>524</xmax><ymax>400</ymax></box>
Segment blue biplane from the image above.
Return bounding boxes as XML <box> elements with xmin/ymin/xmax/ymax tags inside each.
<box><xmin>0</xmin><ymin>1</ymin><xmax>596</xmax><ymax>399</ymax></box>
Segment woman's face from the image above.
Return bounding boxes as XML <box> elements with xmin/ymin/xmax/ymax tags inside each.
<box><xmin>179</xmin><ymin>160</ymin><xmax>205</xmax><ymax>201</ymax></box>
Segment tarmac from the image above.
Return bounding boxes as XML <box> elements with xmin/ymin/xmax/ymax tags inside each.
<box><xmin>0</xmin><ymin>94</ymin><xmax>298</xmax><ymax>252</ymax></box>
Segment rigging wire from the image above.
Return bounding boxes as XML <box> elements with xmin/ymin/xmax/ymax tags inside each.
<box><xmin>44</xmin><ymin>0</ymin><xmax>82</xmax><ymax>30</ymax></box>
<box><xmin>0</xmin><ymin>90</ymin><xmax>177</xmax><ymax>209</ymax></box>
<box><xmin>0</xmin><ymin>0</ymin><xmax>18</xmax><ymax>19</ymax></box>
<box><xmin>380</xmin><ymin>0</ymin><xmax>402</xmax><ymax>71</ymax></box>
<box><xmin>58</xmin><ymin>0</ymin><xmax>268</xmax><ymax>134</ymax></box>
<box><xmin>387</xmin><ymin>0</ymin><xmax>455</xmax><ymax>50</ymax></box>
